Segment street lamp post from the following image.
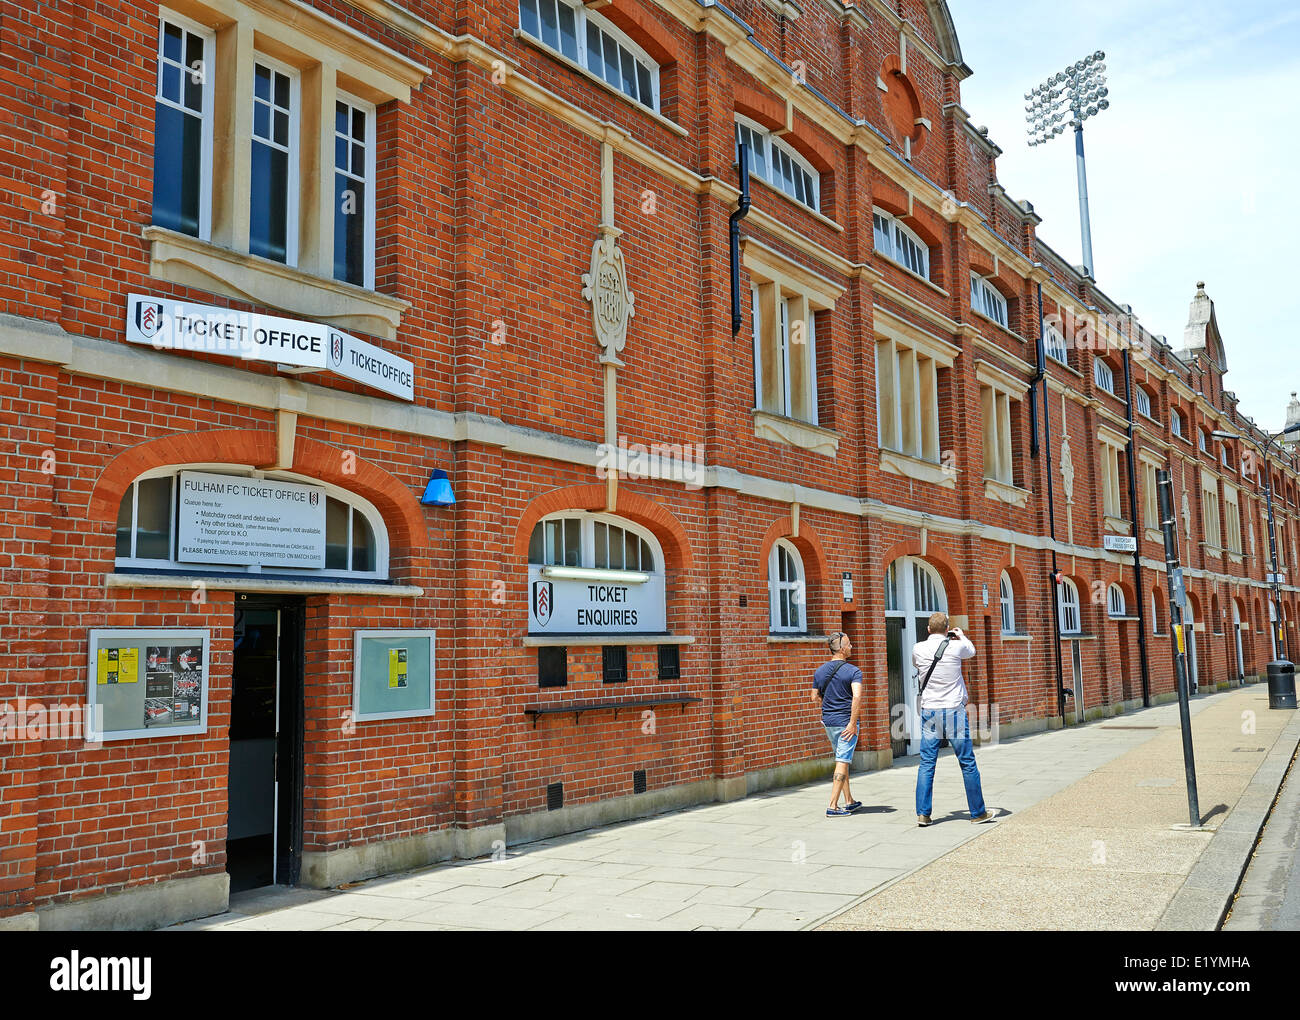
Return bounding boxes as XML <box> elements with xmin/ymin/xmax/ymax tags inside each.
<box><xmin>1212</xmin><ymin>425</ymin><xmax>1300</xmax><ymax>667</ymax></box>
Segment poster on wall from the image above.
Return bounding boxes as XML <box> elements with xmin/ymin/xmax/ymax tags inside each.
<box><xmin>87</xmin><ymin>630</ymin><xmax>210</xmax><ymax>742</ymax></box>
<box><xmin>176</xmin><ymin>470</ymin><xmax>326</xmax><ymax>569</ymax></box>
<box><xmin>353</xmin><ymin>631</ymin><xmax>435</xmax><ymax>722</ymax></box>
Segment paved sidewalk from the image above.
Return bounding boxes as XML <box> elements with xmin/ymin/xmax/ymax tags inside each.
<box><xmin>168</xmin><ymin>686</ymin><xmax>1293</xmax><ymax>931</ymax></box>
<box><xmin>823</xmin><ymin>685</ymin><xmax>1297</xmax><ymax>931</ymax></box>
<box><xmin>1222</xmin><ymin>737</ymin><xmax>1300</xmax><ymax>930</ymax></box>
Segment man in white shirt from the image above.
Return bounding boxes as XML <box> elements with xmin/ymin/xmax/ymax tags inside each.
<box><xmin>911</xmin><ymin>611</ymin><xmax>997</xmax><ymax>826</ymax></box>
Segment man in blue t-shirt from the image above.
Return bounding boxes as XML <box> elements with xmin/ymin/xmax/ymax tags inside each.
<box><xmin>811</xmin><ymin>631</ymin><xmax>864</xmax><ymax>816</ymax></box>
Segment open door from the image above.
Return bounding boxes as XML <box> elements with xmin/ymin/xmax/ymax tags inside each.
<box><xmin>228</xmin><ymin>595</ymin><xmax>304</xmax><ymax>892</ymax></box>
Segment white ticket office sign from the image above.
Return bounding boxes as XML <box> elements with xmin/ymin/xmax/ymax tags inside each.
<box><xmin>125</xmin><ymin>293</ymin><xmax>415</xmax><ymax>401</ymax></box>
<box><xmin>527</xmin><ymin>567</ymin><xmax>667</xmax><ymax>634</ymax></box>
<box><xmin>177</xmin><ymin>471</ymin><xmax>327</xmax><ymax>568</ymax></box>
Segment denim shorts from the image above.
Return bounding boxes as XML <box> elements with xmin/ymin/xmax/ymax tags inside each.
<box><xmin>824</xmin><ymin>724</ymin><xmax>857</xmax><ymax>764</ymax></box>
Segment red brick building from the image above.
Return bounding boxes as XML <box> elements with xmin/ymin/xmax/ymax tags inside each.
<box><xmin>2</xmin><ymin>0</ymin><xmax>1296</xmax><ymax>929</ymax></box>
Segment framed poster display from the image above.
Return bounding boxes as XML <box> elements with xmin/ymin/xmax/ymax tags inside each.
<box><xmin>87</xmin><ymin>629</ymin><xmax>210</xmax><ymax>741</ymax></box>
<box><xmin>352</xmin><ymin>630</ymin><xmax>436</xmax><ymax>722</ymax></box>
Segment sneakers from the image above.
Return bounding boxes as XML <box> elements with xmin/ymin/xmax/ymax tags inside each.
<box><xmin>916</xmin><ymin>814</ymin><xmax>932</xmax><ymax>827</ymax></box>
<box><xmin>971</xmin><ymin>808</ymin><xmax>999</xmax><ymax>824</ymax></box>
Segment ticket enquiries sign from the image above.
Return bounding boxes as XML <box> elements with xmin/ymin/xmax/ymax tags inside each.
<box><xmin>125</xmin><ymin>293</ymin><xmax>415</xmax><ymax>401</ymax></box>
<box><xmin>527</xmin><ymin>567</ymin><xmax>667</xmax><ymax>635</ymax></box>
<box><xmin>177</xmin><ymin>471</ymin><xmax>326</xmax><ymax>568</ymax></box>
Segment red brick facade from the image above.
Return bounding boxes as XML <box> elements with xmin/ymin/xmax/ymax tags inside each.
<box><xmin>2</xmin><ymin>0</ymin><xmax>1297</xmax><ymax>928</ymax></box>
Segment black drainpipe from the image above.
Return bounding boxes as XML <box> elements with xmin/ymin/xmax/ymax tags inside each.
<box><xmin>730</xmin><ymin>143</ymin><xmax>752</xmax><ymax>335</ymax></box>
<box><xmin>1121</xmin><ymin>337</ymin><xmax>1153</xmax><ymax>707</ymax></box>
<box><xmin>1033</xmin><ymin>281</ymin><xmax>1068</xmax><ymax>729</ymax></box>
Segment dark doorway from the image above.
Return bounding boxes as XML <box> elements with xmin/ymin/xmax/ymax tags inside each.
<box><xmin>227</xmin><ymin>595</ymin><xmax>304</xmax><ymax>893</ymax></box>
<box><xmin>886</xmin><ymin>616</ymin><xmax>906</xmax><ymax>759</ymax></box>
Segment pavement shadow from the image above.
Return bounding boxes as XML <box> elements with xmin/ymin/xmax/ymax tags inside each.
<box><xmin>1199</xmin><ymin>803</ymin><xmax>1229</xmax><ymax>825</ymax></box>
<box><xmin>851</xmin><ymin>805</ymin><xmax>898</xmax><ymax>815</ymax></box>
<box><xmin>929</xmin><ymin>808</ymin><xmax>1013</xmax><ymax>825</ymax></box>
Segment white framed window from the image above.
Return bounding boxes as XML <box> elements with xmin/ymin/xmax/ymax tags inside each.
<box><xmin>1099</xmin><ymin>434</ymin><xmax>1125</xmax><ymax>519</ymax></box>
<box><xmin>519</xmin><ymin>0</ymin><xmax>659</xmax><ymax>111</ymax></box>
<box><xmin>735</xmin><ymin>116</ymin><xmax>820</xmax><ymax>211</ymax></box>
<box><xmin>980</xmin><ymin>379</ymin><xmax>1018</xmax><ymax>486</ymax></box>
<box><xmin>1224</xmin><ymin>485</ymin><xmax>1242</xmax><ymax>553</ymax></box>
<box><xmin>152</xmin><ymin>12</ymin><xmax>215</xmax><ymax>240</ymax></box>
<box><xmin>527</xmin><ymin>514</ymin><xmax>657</xmax><ymax>572</ymax></box>
<box><xmin>1221</xmin><ymin>443</ymin><xmax>1233</xmax><ymax>469</ymax></box>
<box><xmin>970</xmin><ymin>273</ymin><xmax>1008</xmax><ymax>327</ymax></box>
<box><xmin>999</xmin><ymin>571</ymin><xmax>1015</xmax><ymax>634</ymax></box>
<box><xmin>1107</xmin><ymin>584</ymin><xmax>1126</xmax><ymax>618</ymax></box>
<box><xmin>1171</xmin><ymin>408</ymin><xmax>1185</xmax><ymax>439</ymax></box>
<box><xmin>114</xmin><ymin>466</ymin><xmax>388</xmax><ymax>579</ymax></box>
<box><xmin>1093</xmin><ymin>358</ymin><xmax>1115</xmax><ymax>394</ymax></box>
<box><xmin>876</xmin><ymin>335</ymin><xmax>946</xmax><ymax>464</ymax></box>
<box><xmin>872</xmin><ymin>208</ymin><xmax>929</xmax><ymax>279</ymax></box>
<box><xmin>1198</xmin><ymin>429</ymin><xmax>1209</xmax><ymax>453</ymax></box>
<box><xmin>1043</xmin><ymin>324</ymin><xmax>1069</xmax><ymax>365</ymax></box>
<box><xmin>249</xmin><ymin>55</ymin><xmax>300</xmax><ymax>266</ymax></box>
<box><xmin>1134</xmin><ymin>386</ymin><xmax>1152</xmax><ymax>419</ymax></box>
<box><xmin>1057</xmin><ymin>577</ymin><xmax>1081</xmax><ymax>634</ymax></box>
<box><xmin>768</xmin><ymin>540</ymin><xmax>806</xmax><ymax>633</ymax></box>
<box><xmin>1141</xmin><ymin>458</ymin><xmax>1160</xmax><ymax>528</ymax></box>
<box><xmin>333</xmin><ymin>93</ymin><xmax>376</xmax><ymax>290</ymax></box>
<box><xmin>750</xmin><ymin>281</ymin><xmax>819</xmax><ymax>425</ymax></box>
<box><xmin>1151</xmin><ymin>591</ymin><xmax>1164</xmax><ymax>634</ymax></box>
<box><xmin>1201</xmin><ymin>479</ymin><xmax>1221</xmax><ymax>548</ymax></box>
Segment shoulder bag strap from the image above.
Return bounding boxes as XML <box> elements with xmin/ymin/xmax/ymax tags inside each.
<box><xmin>917</xmin><ymin>638</ymin><xmax>951</xmax><ymax>700</ymax></box>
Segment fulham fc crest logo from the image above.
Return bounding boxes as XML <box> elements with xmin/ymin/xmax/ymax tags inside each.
<box><xmin>532</xmin><ymin>579</ymin><xmax>554</xmax><ymax>626</ymax></box>
<box><xmin>330</xmin><ymin>332</ymin><xmax>344</xmax><ymax>368</ymax></box>
<box><xmin>135</xmin><ymin>300</ymin><xmax>165</xmax><ymax>341</ymax></box>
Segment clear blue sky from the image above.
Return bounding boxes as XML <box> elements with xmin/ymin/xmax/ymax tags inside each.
<box><xmin>948</xmin><ymin>0</ymin><xmax>1300</xmax><ymax>431</ymax></box>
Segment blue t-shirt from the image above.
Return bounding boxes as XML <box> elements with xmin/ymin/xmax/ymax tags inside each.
<box><xmin>813</xmin><ymin>658</ymin><xmax>862</xmax><ymax>727</ymax></box>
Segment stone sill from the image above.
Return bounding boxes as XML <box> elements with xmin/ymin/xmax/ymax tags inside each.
<box><xmin>1104</xmin><ymin>515</ymin><xmax>1130</xmax><ymax>534</ymax></box>
<box><xmin>984</xmin><ymin>477</ymin><xmax>1030</xmax><ymax>507</ymax></box>
<box><xmin>523</xmin><ymin>634</ymin><xmax>694</xmax><ymax>647</ymax></box>
<box><xmin>971</xmin><ymin>308</ymin><xmax>1026</xmax><ymax>344</ymax></box>
<box><xmin>873</xmin><ymin>252</ymin><xmax>948</xmax><ymax>297</ymax></box>
<box><xmin>767</xmin><ymin>633</ymin><xmax>827</xmax><ymax>643</ymax></box>
<box><xmin>999</xmin><ymin>632</ymin><xmax>1032</xmax><ymax>642</ymax></box>
<box><xmin>1145</xmin><ymin>527</ymin><xmax>1163</xmax><ymax>542</ymax></box>
<box><xmin>512</xmin><ymin>30</ymin><xmax>689</xmax><ymax>138</ymax></box>
<box><xmin>742</xmin><ymin>170</ymin><xmax>845</xmax><ymax>233</ymax></box>
<box><xmin>144</xmin><ymin>226</ymin><xmax>409</xmax><ymax>341</ymax></box>
<box><xmin>880</xmin><ymin>449</ymin><xmax>956</xmax><ymax>488</ymax></box>
<box><xmin>1060</xmin><ymin>633</ymin><xmax>1098</xmax><ymax>641</ymax></box>
<box><xmin>753</xmin><ymin>409</ymin><xmax>840</xmax><ymax>457</ymax></box>
<box><xmin>105</xmin><ymin>572</ymin><xmax>421</xmax><ymax>597</ymax></box>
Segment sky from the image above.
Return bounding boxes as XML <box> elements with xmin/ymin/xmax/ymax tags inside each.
<box><xmin>947</xmin><ymin>0</ymin><xmax>1300</xmax><ymax>431</ymax></box>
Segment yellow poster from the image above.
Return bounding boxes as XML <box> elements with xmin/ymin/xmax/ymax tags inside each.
<box><xmin>388</xmin><ymin>647</ymin><xmax>408</xmax><ymax>689</ymax></box>
<box><xmin>97</xmin><ymin>647</ymin><xmax>139</xmax><ymax>685</ymax></box>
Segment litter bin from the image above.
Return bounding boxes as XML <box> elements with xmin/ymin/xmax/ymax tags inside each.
<box><xmin>1266</xmin><ymin>660</ymin><xmax>1297</xmax><ymax>710</ymax></box>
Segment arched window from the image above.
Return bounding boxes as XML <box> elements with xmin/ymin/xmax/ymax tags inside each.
<box><xmin>872</xmin><ymin>207</ymin><xmax>929</xmax><ymax>279</ymax></box>
<box><xmin>999</xmin><ymin>571</ymin><xmax>1015</xmax><ymax>634</ymax></box>
<box><xmin>768</xmin><ymin>539</ymin><xmax>806</xmax><ymax>633</ymax></box>
<box><xmin>734</xmin><ymin>115</ymin><xmax>820</xmax><ymax>211</ymax></box>
<box><xmin>1057</xmin><ymin>577</ymin><xmax>1081</xmax><ymax>634</ymax></box>
<box><xmin>1170</xmin><ymin>407</ymin><xmax>1185</xmax><ymax>438</ymax></box>
<box><xmin>518</xmin><ymin>0</ymin><xmax>660</xmax><ymax>111</ymax></box>
<box><xmin>1107</xmin><ymin>583</ymin><xmax>1127</xmax><ymax>618</ymax></box>
<box><xmin>1151</xmin><ymin>591</ymin><xmax>1163</xmax><ymax>634</ymax></box>
<box><xmin>526</xmin><ymin>512</ymin><xmax>666</xmax><ymax>635</ymax></box>
<box><xmin>528</xmin><ymin>515</ymin><xmax>655</xmax><ymax>572</ymax></box>
<box><xmin>1043</xmin><ymin>323</ymin><xmax>1069</xmax><ymax>365</ymax></box>
<box><xmin>1093</xmin><ymin>357</ymin><xmax>1115</xmax><ymax>394</ymax></box>
<box><xmin>114</xmin><ymin>465</ymin><xmax>387</xmax><ymax>578</ymax></box>
<box><xmin>1134</xmin><ymin>385</ymin><xmax>1153</xmax><ymax>419</ymax></box>
<box><xmin>970</xmin><ymin>273</ymin><xmax>1008</xmax><ymax>327</ymax></box>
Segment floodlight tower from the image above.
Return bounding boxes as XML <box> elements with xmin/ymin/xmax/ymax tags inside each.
<box><xmin>1025</xmin><ymin>52</ymin><xmax>1110</xmax><ymax>277</ymax></box>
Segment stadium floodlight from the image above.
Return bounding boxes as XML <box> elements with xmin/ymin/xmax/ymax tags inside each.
<box><xmin>1024</xmin><ymin>50</ymin><xmax>1111</xmax><ymax>277</ymax></box>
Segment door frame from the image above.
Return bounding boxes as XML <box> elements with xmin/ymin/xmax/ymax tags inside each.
<box><xmin>885</xmin><ymin>557</ymin><xmax>948</xmax><ymax>756</ymax></box>
<box><xmin>231</xmin><ymin>592</ymin><xmax>305</xmax><ymax>887</ymax></box>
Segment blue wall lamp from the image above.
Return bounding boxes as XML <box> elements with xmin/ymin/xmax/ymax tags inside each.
<box><xmin>420</xmin><ymin>468</ymin><xmax>456</xmax><ymax>506</ymax></box>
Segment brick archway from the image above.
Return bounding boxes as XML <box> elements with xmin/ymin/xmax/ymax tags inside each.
<box><xmin>513</xmin><ymin>484</ymin><xmax>693</xmax><ymax>570</ymax></box>
<box><xmin>877</xmin><ymin>539</ymin><xmax>966</xmax><ymax>616</ymax></box>
<box><xmin>88</xmin><ymin>428</ymin><xmax>428</xmax><ymax>555</ymax></box>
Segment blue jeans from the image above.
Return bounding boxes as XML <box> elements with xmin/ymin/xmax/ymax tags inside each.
<box><xmin>915</xmin><ymin>707</ymin><xmax>986</xmax><ymax>817</ymax></box>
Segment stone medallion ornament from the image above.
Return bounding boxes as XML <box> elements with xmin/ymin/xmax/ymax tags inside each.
<box><xmin>582</xmin><ymin>228</ymin><xmax>635</xmax><ymax>367</ymax></box>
